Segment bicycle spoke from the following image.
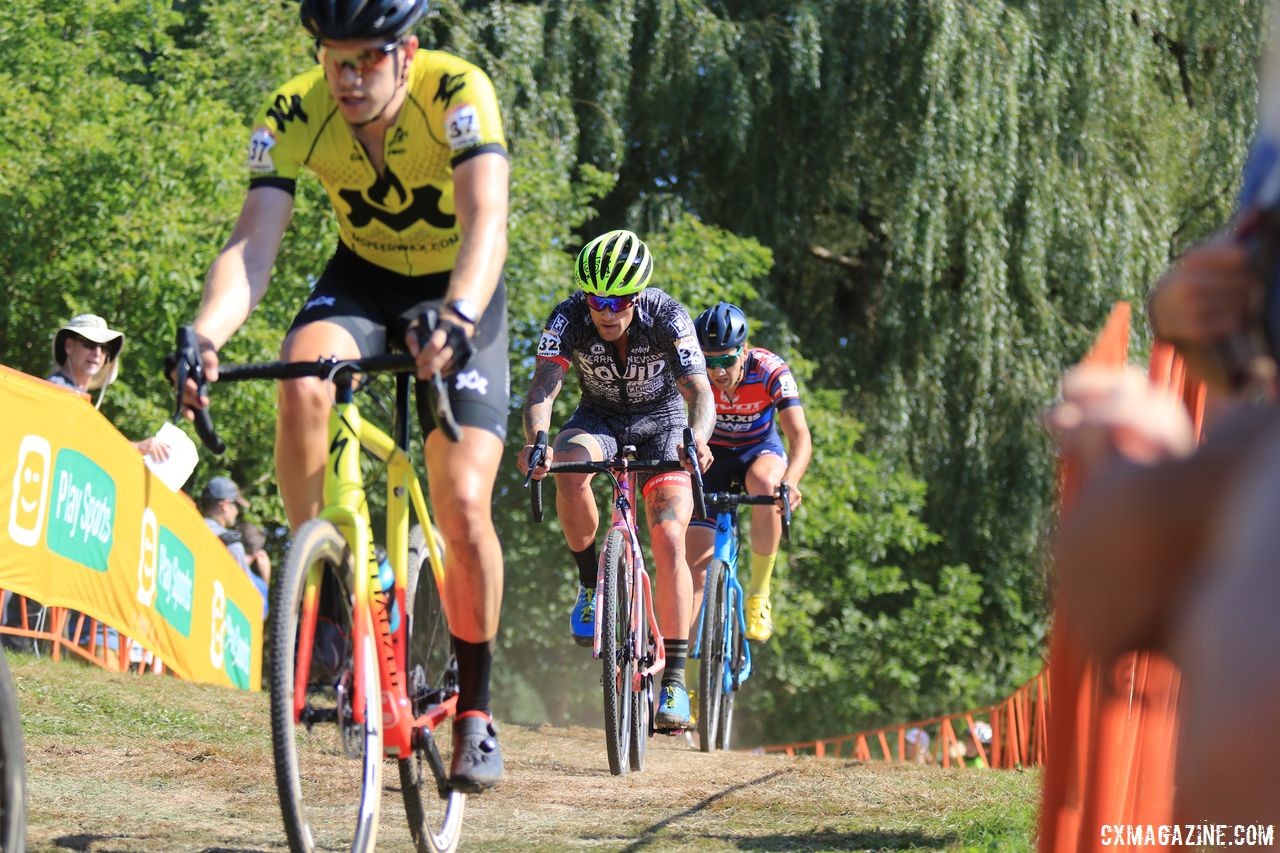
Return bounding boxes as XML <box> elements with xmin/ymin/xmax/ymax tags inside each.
<box><xmin>628</xmin><ymin>571</ymin><xmax>650</xmax><ymax>772</ymax></box>
<box><xmin>698</xmin><ymin>560</ymin><xmax>728</xmax><ymax>752</ymax></box>
<box><xmin>401</xmin><ymin>523</ymin><xmax>466</xmax><ymax>853</ymax></box>
<box><xmin>718</xmin><ymin>582</ymin><xmax>740</xmax><ymax>751</ymax></box>
<box><xmin>601</xmin><ymin>530</ymin><xmax>632</xmax><ymax>776</ymax></box>
<box><xmin>270</xmin><ymin>519</ymin><xmax>383</xmax><ymax>852</ymax></box>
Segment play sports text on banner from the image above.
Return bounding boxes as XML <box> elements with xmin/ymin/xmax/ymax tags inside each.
<box><xmin>0</xmin><ymin>365</ymin><xmax>262</xmax><ymax>689</ymax></box>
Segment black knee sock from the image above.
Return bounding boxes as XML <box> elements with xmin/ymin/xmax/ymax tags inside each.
<box><xmin>453</xmin><ymin>636</ymin><xmax>493</xmax><ymax>716</ymax></box>
<box><xmin>662</xmin><ymin>639</ymin><xmax>688</xmax><ymax>689</ymax></box>
<box><xmin>572</xmin><ymin>543</ymin><xmax>598</xmax><ymax>589</ymax></box>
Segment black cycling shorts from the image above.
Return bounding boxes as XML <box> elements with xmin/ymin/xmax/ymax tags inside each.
<box><xmin>689</xmin><ymin>434</ymin><xmax>787</xmax><ymax>530</ymax></box>
<box><xmin>288</xmin><ymin>242</ymin><xmax>509</xmax><ymax>440</ymax></box>
<box><xmin>560</xmin><ymin>403</ymin><xmax>686</xmax><ymax>491</ymax></box>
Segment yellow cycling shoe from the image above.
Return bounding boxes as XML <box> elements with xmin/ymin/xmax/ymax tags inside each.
<box><xmin>744</xmin><ymin>595</ymin><xmax>773</xmax><ymax>642</ymax></box>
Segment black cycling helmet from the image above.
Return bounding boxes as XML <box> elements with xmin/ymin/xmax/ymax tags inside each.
<box><xmin>301</xmin><ymin>0</ymin><xmax>427</xmax><ymax>41</ymax></box>
<box><xmin>694</xmin><ymin>301</ymin><xmax>749</xmax><ymax>351</ymax></box>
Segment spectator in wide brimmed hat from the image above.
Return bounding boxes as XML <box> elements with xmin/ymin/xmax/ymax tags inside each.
<box><xmin>49</xmin><ymin>313</ymin><xmax>125</xmax><ymax>403</ymax></box>
<box><xmin>47</xmin><ymin>312</ymin><xmax>170</xmax><ymax>460</ymax></box>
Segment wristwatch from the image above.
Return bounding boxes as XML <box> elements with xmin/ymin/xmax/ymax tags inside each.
<box><xmin>446</xmin><ymin>298</ymin><xmax>479</xmax><ymax>326</ymax></box>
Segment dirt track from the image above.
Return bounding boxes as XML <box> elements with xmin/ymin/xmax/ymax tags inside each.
<box><xmin>14</xmin><ymin>654</ymin><xmax>1039</xmax><ymax>851</ymax></box>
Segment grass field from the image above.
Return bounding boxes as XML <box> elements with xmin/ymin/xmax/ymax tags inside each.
<box><xmin>10</xmin><ymin>652</ymin><xmax>1040</xmax><ymax>851</ymax></box>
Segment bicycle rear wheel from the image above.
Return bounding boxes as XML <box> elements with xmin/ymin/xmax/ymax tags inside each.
<box><xmin>600</xmin><ymin>529</ymin><xmax>633</xmax><ymax>776</ymax></box>
<box><xmin>697</xmin><ymin>560</ymin><xmax>728</xmax><ymax>753</ymax></box>
<box><xmin>717</xmin><ymin>579</ymin><xmax>742</xmax><ymax>752</ymax></box>
<box><xmin>628</xmin><ymin>571</ymin><xmax>650</xmax><ymax>773</ymax></box>
<box><xmin>0</xmin><ymin>652</ymin><xmax>26</xmax><ymax>853</ymax></box>
<box><xmin>270</xmin><ymin>518</ymin><xmax>383</xmax><ymax>853</ymax></box>
<box><xmin>401</xmin><ymin>525</ymin><xmax>466</xmax><ymax>853</ymax></box>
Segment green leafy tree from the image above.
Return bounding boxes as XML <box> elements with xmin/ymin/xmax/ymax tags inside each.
<box><xmin>2</xmin><ymin>0</ymin><xmax>1267</xmax><ymax>743</ymax></box>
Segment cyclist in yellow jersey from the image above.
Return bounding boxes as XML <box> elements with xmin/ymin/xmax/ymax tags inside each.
<box><xmin>177</xmin><ymin>0</ymin><xmax>508</xmax><ymax>791</ymax></box>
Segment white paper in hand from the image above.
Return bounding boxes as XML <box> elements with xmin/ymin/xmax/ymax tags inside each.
<box><xmin>144</xmin><ymin>421</ymin><xmax>200</xmax><ymax>492</ymax></box>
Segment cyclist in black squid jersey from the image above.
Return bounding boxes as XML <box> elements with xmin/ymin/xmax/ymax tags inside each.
<box><xmin>517</xmin><ymin>230</ymin><xmax>715</xmax><ymax>732</ymax></box>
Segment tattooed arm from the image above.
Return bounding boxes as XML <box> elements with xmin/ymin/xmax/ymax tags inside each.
<box><xmin>677</xmin><ymin>372</ymin><xmax>716</xmax><ymax>471</ymax></box>
<box><xmin>678</xmin><ymin>372</ymin><xmax>716</xmax><ymax>443</ymax></box>
<box><xmin>518</xmin><ymin>359</ymin><xmax>566</xmax><ymax>476</ymax></box>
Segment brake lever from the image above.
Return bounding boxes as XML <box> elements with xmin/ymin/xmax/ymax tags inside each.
<box><xmin>415</xmin><ymin>309</ymin><xmax>462</xmax><ymax>443</ymax></box>
<box><xmin>527</xmin><ymin>430</ymin><xmax>547</xmax><ymax>523</ymax></box>
<box><xmin>777</xmin><ymin>482</ymin><xmax>792</xmax><ymax>543</ymax></box>
<box><xmin>684</xmin><ymin>427</ymin><xmax>708</xmax><ymax>520</ymax></box>
<box><xmin>172</xmin><ymin>326</ymin><xmax>225</xmax><ymax>454</ymax></box>
<box><xmin>524</xmin><ymin>430</ymin><xmax>547</xmax><ymax>489</ymax></box>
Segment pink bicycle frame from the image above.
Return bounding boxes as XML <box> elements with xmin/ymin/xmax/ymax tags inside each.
<box><xmin>591</xmin><ymin>465</ymin><xmax>666</xmax><ymax>691</ymax></box>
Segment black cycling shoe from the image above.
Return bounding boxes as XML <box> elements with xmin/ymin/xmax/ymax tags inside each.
<box><xmin>449</xmin><ymin>714</ymin><xmax>503</xmax><ymax>793</ymax></box>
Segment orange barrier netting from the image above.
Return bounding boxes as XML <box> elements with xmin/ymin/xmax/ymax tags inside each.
<box><xmin>760</xmin><ymin>305</ymin><xmax>1197</xmax><ymax>850</ymax></box>
<box><xmin>0</xmin><ymin>595</ymin><xmax>165</xmax><ymax>675</ymax></box>
<box><xmin>758</xmin><ymin>667</ymin><xmax>1051</xmax><ymax>769</ymax></box>
<box><xmin>1039</xmin><ymin>306</ymin><xmax>1199</xmax><ymax>852</ymax></box>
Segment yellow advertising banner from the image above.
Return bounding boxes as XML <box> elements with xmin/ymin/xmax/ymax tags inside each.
<box><xmin>0</xmin><ymin>366</ymin><xmax>262</xmax><ymax>690</ymax></box>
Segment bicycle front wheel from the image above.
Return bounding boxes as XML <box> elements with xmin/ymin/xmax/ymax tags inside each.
<box><xmin>628</xmin><ymin>570</ymin><xmax>651</xmax><ymax>773</ymax></box>
<box><xmin>0</xmin><ymin>652</ymin><xmax>26</xmax><ymax>853</ymax></box>
<box><xmin>717</xmin><ymin>578</ymin><xmax>742</xmax><ymax>751</ymax></box>
<box><xmin>270</xmin><ymin>518</ymin><xmax>384</xmax><ymax>853</ymax></box>
<box><xmin>600</xmin><ymin>529</ymin><xmax>633</xmax><ymax>776</ymax></box>
<box><xmin>698</xmin><ymin>560</ymin><xmax>728</xmax><ymax>753</ymax></box>
<box><xmin>401</xmin><ymin>524</ymin><xmax>466</xmax><ymax>853</ymax></box>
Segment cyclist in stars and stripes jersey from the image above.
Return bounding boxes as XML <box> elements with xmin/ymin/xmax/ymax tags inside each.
<box><xmin>687</xmin><ymin>302</ymin><xmax>811</xmax><ymax>643</ymax></box>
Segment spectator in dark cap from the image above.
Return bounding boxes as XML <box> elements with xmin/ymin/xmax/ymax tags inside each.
<box><xmin>200</xmin><ymin>477</ymin><xmax>267</xmax><ymax>616</ymax></box>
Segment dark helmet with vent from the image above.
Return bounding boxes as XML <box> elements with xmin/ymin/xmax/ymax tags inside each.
<box><xmin>694</xmin><ymin>302</ymin><xmax>749</xmax><ymax>350</ymax></box>
<box><xmin>300</xmin><ymin>0</ymin><xmax>427</xmax><ymax>41</ymax></box>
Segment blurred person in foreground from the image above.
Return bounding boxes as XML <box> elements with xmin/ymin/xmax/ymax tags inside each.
<box><xmin>1050</xmin><ymin>251</ymin><xmax>1280</xmax><ymax>822</ymax></box>
<box><xmin>1049</xmin><ymin>14</ymin><xmax>1280</xmax><ymax>816</ymax></box>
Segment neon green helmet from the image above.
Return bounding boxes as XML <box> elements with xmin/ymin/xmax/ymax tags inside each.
<box><xmin>575</xmin><ymin>229</ymin><xmax>653</xmax><ymax>296</ymax></box>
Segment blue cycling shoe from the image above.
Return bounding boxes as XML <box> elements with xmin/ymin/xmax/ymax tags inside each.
<box><xmin>570</xmin><ymin>585</ymin><xmax>595</xmax><ymax>647</ymax></box>
<box><xmin>655</xmin><ymin>683</ymin><xmax>691</xmax><ymax>732</ymax></box>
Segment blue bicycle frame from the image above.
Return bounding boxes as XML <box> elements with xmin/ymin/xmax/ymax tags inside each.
<box><xmin>692</xmin><ymin>505</ymin><xmax>752</xmax><ymax>686</ymax></box>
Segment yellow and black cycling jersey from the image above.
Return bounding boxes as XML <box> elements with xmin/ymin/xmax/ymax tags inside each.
<box><xmin>245</xmin><ymin>50</ymin><xmax>506</xmax><ymax>277</ymax></box>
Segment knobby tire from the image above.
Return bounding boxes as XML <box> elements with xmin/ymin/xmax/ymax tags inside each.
<box><xmin>269</xmin><ymin>518</ymin><xmax>383</xmax><ymax>853</ymax></box>
<box><xmin>698</xmin><ymin>560</ymin><xmax>728</xmax><ymax>753</ymax></box>
<box><xmin>0</xmin><ymin>652</ymin><xmax>26</xmax><ymax>853</ymax></box>
<box><xmin>628</xmin><ymin>566</ymin><xmax>650</xmax><ymax>773</ymax></box>
<box><xmin>600</xmin><ymin>529</ymin><xmax>633</xmax><ymax>776</ymax></box>
<box><xmin>401</xmin><ymin>525</ymin><xmax>465</xmax><ymax>853</ymax></box>
<box><xmin>717</xmin><ymin>579</ymin><xmax>741</xmax><ymax>752</ymax></box>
